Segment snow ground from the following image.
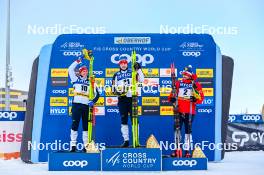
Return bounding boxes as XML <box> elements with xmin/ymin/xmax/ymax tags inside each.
<box><xmin>0</xmin><ymin>151</ymin><xmax>263</xmax><ymax>175</ymax></box>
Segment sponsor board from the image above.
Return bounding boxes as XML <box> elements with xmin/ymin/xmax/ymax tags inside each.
<box><xmin>114</xmin><ymin>37</ymin><xmax>151</xmax><ymax>44</ymax></box>
<box><xmin>102</xmin><ymin>148</ymin><xmax>161</xmax><ymax>171</ymax></box>
<box><xmin>160</xmin><ymin>68</ymin><xmax>177</xmax><ymax>77</ymax></box>
<box><xmin>197</xmin><ymin>78</ymin><xmax>214</xmax><ymax>88</ymax></box>
<box><xmin>95</xmin><ymin>78</ymin><xmax>105</xmax><ymax>87</ymax></box>
<box><xmin>51</xmin><ymin>69</ymin><xmax>68</xmax><ymax>77</ymax></box>
<box><xmin>142</xmin><ymin>68</ymin><xmax>159</xmax><ymax>77</ymax></box>
<box><xmin>228</xmin><ymin>114</ymin><xmax>263</xmax><ymax>123</ymax></box>
<box><xmin>94</xmin><ymin>107</ymin><xmax>105</xmax><ymax>116</ymax></box>
<box><xmin>68</xmin><ymin>88</ymin><xmax>74</xmax><ymax>96</ymax></box>
<box><xmin>160</xmin><ymin>87</ymin><xmax>172</xmax><ymax>96</ymax></box>
<box><xmin>50</xmin><ymin>97</ymin><xmax>68</xmax><ymax>106</ymax></box>
<box><xmin>51</xmin><ymin>77</ymin><xmax>68</xmax><ymax>86</ymax></box>
<box><xmin>143</xmin><ymin>78</ymin><xmax>159</xmax><ymax>87</ymax></box>
<box><xmin>95</xmin><ymin>97</ymin><xmax>105</xmax><ymax>106</ymax></box>
<box><xmin>142</xmin><ymin>106</ymin><xmax>160</xmax><ymax>115</ymax></box>
<box><xmin>48</xmin><ymin>152</ymin><xmax>101</xmax><ymax>171</ymax></box>
<box><xmin>160</xmin><ymin>97</ymin><xmax>171</xmax><ymax>106</ymax></box>
<box><xmin>160</xmin><ymin>106</ymin><xmax>174</xmax><ymax>115</ymax></box>
<box><xmin>105</xmin><ymin>68</ymin><xmax>120</xmax><ymax>77</ymax></box>
<box><xmin>202</xmin><ymin>88</ymin><xmax>214</xmax><ymax>96</ymax></box>
<box><xmin>196</xmin><ymin>69</ymin><xmax>214</xmax><ymax>78</ymax></box>
<box><xmin>105</xmin><ymin>97</ymin><xmax>118</xmax><ymax>106</ymax></box>
<box><xmin>142</xmin><ymin>97</ymin><xmax>160</xmax><ymax>106</ymax></box>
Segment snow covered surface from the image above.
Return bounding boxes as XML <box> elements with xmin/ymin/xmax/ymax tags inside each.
<box><xmin>0</xmin><ymin>151</ymin><xmax>263</xmax><ymax>175</ymax></box>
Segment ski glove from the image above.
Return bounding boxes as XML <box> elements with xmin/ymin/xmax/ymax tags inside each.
<box><xmin>134</xmin><ymin>62</ymin><xmax>141</xmax><ymax>70</ymax></box>
<box><xmin>170</xmin><ymin>97</ymin><xmax>176</xmax><ymax>103</ymax></box>
<box><xmin>88</xmin><ymin>101</ymin><xmax>94</xmax><ymax>107</ymax></box>
<box><xmin>190</xmin><ymin>96</ymin><xmax>197</xmax><ymax>102</ymax></box>
<box><xmin>76</xmin><ymin>57</ymin><xmax>83</xmax><ymax>64</ymax></box>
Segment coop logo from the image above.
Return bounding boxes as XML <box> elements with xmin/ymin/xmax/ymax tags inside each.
<box><xmin>52</xmin><ymin>89</ymin><xmax>67</xmax><ymax>95</ymax></box>
<box><xmin>111</xmin><ymin>54</ymin><xmax>154</xmax><ymax>66</ymax></box>
<box><xmin>161</xmin><ymin>80</ymin><xmax>172</xmax><ymax>85</ymax></box>
<box><xmin>63</xmin><ymin>160</ymin><xmax>88</xmax><ymax>168</ymax></box>
<box><xmin>93</xmin><ymin>70</ymin><xmax>104</xmax><ymax>76</ymax></box>
<box><xmin>107</xmin><ymin>108</ymin><xmax>119</xmax><ymax>113</ymax></box>
<box><xmin>197</xmin><ymin>108</ymin><xmax>213</xmax><ymax>114</ymax></box>
<box><xmin>0</xmin><ymin>112</ymin><xmax>17</xmax><ymax>120</ymax></box>
<box><xmin>182</xmin><ymin>51</ymin><xmax>201</xmax><ymax>57</ymax></box>
<box><xmin>228</xmin><ymin>115</ymin><xmax>236</xmax><ymax>123</ymax></box>
<box><xmin>63</xmin><ymin>51</ymin><xmax>82</xmax><ymax>57</ymax></box>
<box><xmin>114</xmin><ymin>37</ymin><xmax>151</xmax><ymax>44</ymax></box>
<box><xmin>242</xmin><ymin>115</ymin><xmax>261</xmax><ymax>122</ymax></box>
<box><xmin>172</xmin><ymin>160</ymin><xmax>197</xmax><ymax>167</ymax></box>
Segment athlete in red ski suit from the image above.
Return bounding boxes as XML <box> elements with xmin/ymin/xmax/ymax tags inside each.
<box><xmin>168</xmin><ymin>65</ymin><xmax>204</xmax><ymax>157</ymax></box>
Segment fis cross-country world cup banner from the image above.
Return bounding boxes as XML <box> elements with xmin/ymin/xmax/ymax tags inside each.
<box><xmin>30</xmin><ymin>34</ymin><xmax>222</xmax><ymax>162</ymax></box>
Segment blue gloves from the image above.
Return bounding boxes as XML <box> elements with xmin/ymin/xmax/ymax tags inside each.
<box><xmin>88</xmin><ymin>101</ymin><xmax>94</xmax><ymax>107</ymax></box>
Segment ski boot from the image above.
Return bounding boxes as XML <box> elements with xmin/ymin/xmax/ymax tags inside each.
<box><xmin>171</xmin><ymin>148</ymin><xmax>183</xmax><ymax>158</ymax></box>
<box><xmin>70</xmin><ymin>146</ymin><xmax>77</xmax><ymax>152</ymax></box>
<box><xmin>121</xmin><ymin>140</ymin><xmax>129</xmax><ymax>148</ymax></box>
<box><xmin>184</xmin><ymin>150</ymin><xmax>192</xmax><ymax>158</ymax></box>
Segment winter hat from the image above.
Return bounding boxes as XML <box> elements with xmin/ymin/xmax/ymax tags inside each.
<box><xmin>182</xmin><ymin>65</ymin><xmax>193</xmax><ymax>78</ymax></box>
<box><xmin>79</xmin><ymin>66</ymin><xmax>88</xmax><ymax>74</ymax></box>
